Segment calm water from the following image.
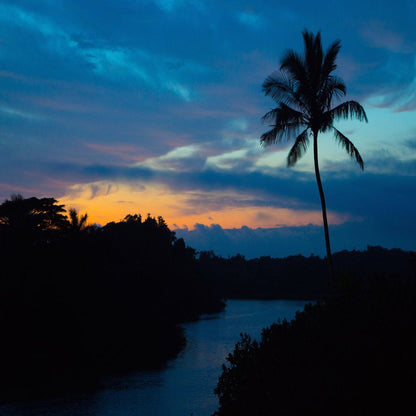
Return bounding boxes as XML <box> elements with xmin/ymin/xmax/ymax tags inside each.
<box><xmin>0</xmin><ymin>299</ymin><xmax>307</xmax><ymax>416</ymax></box>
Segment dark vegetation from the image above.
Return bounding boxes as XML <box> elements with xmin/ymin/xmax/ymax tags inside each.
<box><xmin>1</xmin><ymin>195</ymin><xmax>414</xmax><ymax>410</ymax></box>
<box><xmin>214</xmin><ymin>268</ymin><xmax>416</xmax><ymax>415</ymax></box>
<box><xmin>0</xmin><ymin>195</ymin><xmax>223</xmax><ymax>400</ymax></box>
<box><xmin>199</xmin><ymin>246</ymin><xmax>415</xmax><ymax>300</ymax></box>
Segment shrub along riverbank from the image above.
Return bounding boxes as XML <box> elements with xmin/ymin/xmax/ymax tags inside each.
<box><xmin>213</xmin><ymin>268</ymin><xmax>416</xmax><ymax>415</ymax></box>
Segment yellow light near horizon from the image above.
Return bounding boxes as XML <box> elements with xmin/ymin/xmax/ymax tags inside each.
<box><xmin>59</xmin><ymin>181</ymin><xmax>351</xmax><ymax>230</ymax></box>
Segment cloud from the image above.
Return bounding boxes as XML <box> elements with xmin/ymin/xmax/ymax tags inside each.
<box><xmin>404</xmin><ymin>138</ymin><xmax>416</xmax><ymax>150</ymax></box>
<box><xmin>79</xmin><ymin>45</ymin><xmax>196</xmax><ymax>101</ymax></box>
<box><xmin>9</xmin><ymin>152</ymin><xmax>414</xmax><ymax>216</ymax></box>
<box><xmin>0</xmin><ymin>3</ymin><xmax>202</xmax><ymax>102</ymax></box>
<box><xmin>227</xmin><ymin>118</ymin><xmax>249</xmax><ymax>132</ymax></box>
<box><xmin>116</xmin><ymin>200</ymin><xmax>134</xmax><ymax>204</ymax></box>
<box><xmin>67</xmin><ymin>182</ymin><xmax>117</xmax><ymax>200</ymax></box>
<box><xmin>84</xmin><ymin>143</ymin><xmax>151</xmax><ymax>162</ymax></box>
<box><xmin>0</xmin><ymin>105</ymin><xmax>46</xmax><ymax>121</ymax></box>
<box><xmin>0</xmin><ymin>3</ymin><xmax>66</xmax><ymax>44</ymax></box>
<box><xmin>237</xmin><ymin>12</ymin><xmax>264</xmax><ymax>29</ymax></box>
<box><xmin>180</xmin><ymin>192</ymin><xmax>295</xmax><ymax>214</ymax></box>
<box><xmin>151</xmin><ymin>0</ymin><xmax>205</xmax><ymax>13</ymax></box>
<box><xmin>366</xmin><ymin>82</ymin><xmax>416</xmax><ymax>112</ymax></box>
<box><xmin>176</xmin><ymin>220</ymin><xmax>416</xmax><ymax>259</ymax></box>
<box><xmin>360</xmin><ymin>21</ymin><xmax>413</xmax><ymax>54</ymax></box>
<box><xmin>137</xmin><ymin>144</ymin><xmax>205</xmax><ymax>172</ymax></box>
<box><xmin>205</xmin><ymin>148</ymin><xmax>254</xmax><ymax>171</ymax></box>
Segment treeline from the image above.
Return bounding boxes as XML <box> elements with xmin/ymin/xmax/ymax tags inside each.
<box><xmin>0</xmin><ymin>195</ymin><xmax>224</xmax><ymax>399</ymax></box>
<box><xmin>198</xmin><ymin>246</ymin><xmax>415</xmax><ymax>300</ymax></box>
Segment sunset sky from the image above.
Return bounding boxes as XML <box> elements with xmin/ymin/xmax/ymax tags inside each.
<box><xmin>1</xmin><ymin>0</ymin><xmax>415</xmax><ymax>257</ymax></box>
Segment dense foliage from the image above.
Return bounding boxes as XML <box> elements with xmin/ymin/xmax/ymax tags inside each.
<box><xmin>214</xmin><ymin>270</ymin><xmax>416</xmax><ymax>415</ymax></box>
<box><xmin>0</xmin><ymin>195</ymin><xmax>223</xmax><ymax>399</ymax></box>
<box><xmin>199</xmin><ymin>246</ymin><xmax>414</xmax><ymax>300</ymax></box>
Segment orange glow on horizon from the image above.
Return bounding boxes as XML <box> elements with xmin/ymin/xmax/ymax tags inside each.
<box><xmin>59</xmin><ymin>181</ymin><xmax>351</xmax><ymax>230</ymax></box>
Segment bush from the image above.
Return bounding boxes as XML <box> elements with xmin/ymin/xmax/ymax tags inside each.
<box><xmin>214</xmin><ymin>274</ymin><xmax>416</xmax><ymax>415</ymax></box>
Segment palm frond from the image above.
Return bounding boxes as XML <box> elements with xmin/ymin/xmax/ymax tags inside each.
<box><xmin>320</xmin><ymin>76</ymin><xmax>346</xmax><ymax>109</ymax></box>
<box><xmin>69</xmin><ymin>208</ymin><xmax>88</xmax><ymax>231</ymax></box>
<box><xmin>262</xmin><ymin>72</ymin><xmax>302</xmax><ymax>108</ymax></box>
<box><xmin>260</xmin><ymin>126</ymin><xmax>279</xmax><ymax>146</ymax></box>
<box><xmin>322</xmin><ymin>40</ymin><xmax>341</xmax><ymax>79</ymax></box>
<box><xmin>69</xmin><ymin>208</ymin><xmax>79</xmax><ymax>228</ymax></box>
<box><xmin>287</xmin><ymin>129</ymin><xmax>310</xmax><ymax>166</ymax></box>
<box><xmin>261</xmin><ymin>107</ymin><xmax>281</xmax><ymax>123</ymax></box>
<box><xmin>262</xmin><ymin>72</ymin><xmax>293</xmax><ymax>97</ymax></box>
<box><xmin>261</xmin><ymin>122</ymin><xmax>304</xmax><ymax>146</ymax></box>
<box><xmin>329</xmin><ymin>100</ymin><xmax>368</xmax><ymax>122</ymax></box>
<box><xmin>280</xmin><ymin>50</ymin><xmax>308</xmax><ymax>86</ymax></box>
<box><xmin>332</xmin><ymin>127</ymin><xmax>364</xmax><ymax>170</ymax></box>
<box><xmin>79</xmin><ymin>213</ymin><xmax>88</xmax><ymax>228</ymax></box>
<box><xmin>327</xmin><ymin>76</ymin><xmax>346</xmax><ymax>97</ymax></box>
<box><xmin>261</xmin><ymin>103</ymin><xmax>304</xmax><ymax>125</ymax></box>
<box><xmin>303</xmin><ymin>30</ymin><xmax>323</xmax><ymax>88</ymax></box>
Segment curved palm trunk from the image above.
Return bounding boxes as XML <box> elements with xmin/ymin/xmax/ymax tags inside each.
<box><xmin>313</xmin><ymin>131</ymin><xmax>334</xmax><ymax>281</ymax></box>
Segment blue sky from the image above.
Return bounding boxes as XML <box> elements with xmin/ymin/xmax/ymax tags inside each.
<box><xmin>0</xmin><ymin>0</ymin><xmax>415</xmax><ymax>257</ymax></box>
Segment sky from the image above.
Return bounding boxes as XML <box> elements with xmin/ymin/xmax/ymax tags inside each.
<box><xmin>0</xmin><ymin>0</ymin><xmax>415</xmax><ymax>258</ymax></box>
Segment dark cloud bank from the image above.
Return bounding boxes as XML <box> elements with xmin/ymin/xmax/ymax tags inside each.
<box><xmin>176</xmin><ymin>220</ymin><xmax>416</xmax><ymax>259</ymax></box>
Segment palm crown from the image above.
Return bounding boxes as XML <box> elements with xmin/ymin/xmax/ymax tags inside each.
<box><xmin>260</xmin><ymin>30</ymin><xmax>368</xmax><ymax>280</ymax></box>
<box><xmin>261</xmin><ymin>30</ymin><xmax>367</xmax><ymax>169</ymax></box>
<box><xmin>68</xmin><ymin>208</ymin><xmax>88</xmax><ymax>233</ymax></box>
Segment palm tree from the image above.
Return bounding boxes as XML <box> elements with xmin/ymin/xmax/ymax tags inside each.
<box><xmin>68</xmin><ymin>208</ymin><xmax>88</xmax><ymax>233</ymax></box>
<box><xmin>261</xmin><ymin>30</ymin><xmax>367</xmax><ymax>280</ymax></box>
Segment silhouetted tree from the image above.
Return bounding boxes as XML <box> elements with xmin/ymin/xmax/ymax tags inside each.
<box><xmin>68</xmin><ymin>208</ymin><xmax>88</xmax><ymax>233</ymax></box>
<box><xmin>0</xmin><ymin>194</ymin><xmax>68</xmax><ymax>247</ymax></box>
<box><xmin>261</xmin><ymin>31</ymin><xmax>367</xmax><ymax>280</ymax></box>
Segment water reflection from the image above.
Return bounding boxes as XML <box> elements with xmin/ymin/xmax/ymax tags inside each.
<box><xmin>0</xmin><ymin>300</ymin><xmax>306</xmax><ymax>416</ymax></box>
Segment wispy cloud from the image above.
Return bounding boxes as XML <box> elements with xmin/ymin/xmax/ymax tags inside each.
<box><xmin>237</xmin><ymin>11</ymin><xmax>264</xmax><ymax>29</ymax></box>
<box><xmin>73</xmin><ymin>40</ymin><xmax>197</xmax><ymax>101</ymax></box>
<box><xmin>0</xmin><ymin>105</ymin><xmax>45</xmax><ymax>121</ymax></box>
<box><xmin>67</xmin><ymin>182</ymin><xmax>119</xmax><ymax>200</ymax></box>
<box><xmin>151</xmin><ymin>0</ymin><xmax>205</xmax><ymax>13</ymax></box>
<box><xmin>0</xmin><ymin>3</ymin><xmax>200</xmax><ymax>101</ymax></box>
<box><xmin>84</xmin><ymin>143</ymin><xmax>151</xmax><ymax>162</ymax></box>
<box><xmin>137</xmin><ymin>144</ymin><xmax>205</xmax><ymax>171</ymax></box>
<box><xmin>360</xmin><ymin>21</ymin><xmax>414</xmax><ymax>54</ymax></box>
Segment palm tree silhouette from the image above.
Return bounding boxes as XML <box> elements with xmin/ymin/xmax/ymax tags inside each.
<box><xmin>261</xmin><ymin>30</ymin><xmax>367</xmax><ymax>280</ymax></box>
<box><xmin>68</xmin><ymin>208</ymin><xmax>88</xmax><ymax>233</ymax></box>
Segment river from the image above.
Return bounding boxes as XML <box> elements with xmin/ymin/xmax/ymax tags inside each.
<box><xmin>0</xmin><ymin>299</ymin><xmax>307</xmax><ymax>416</ymax></box>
